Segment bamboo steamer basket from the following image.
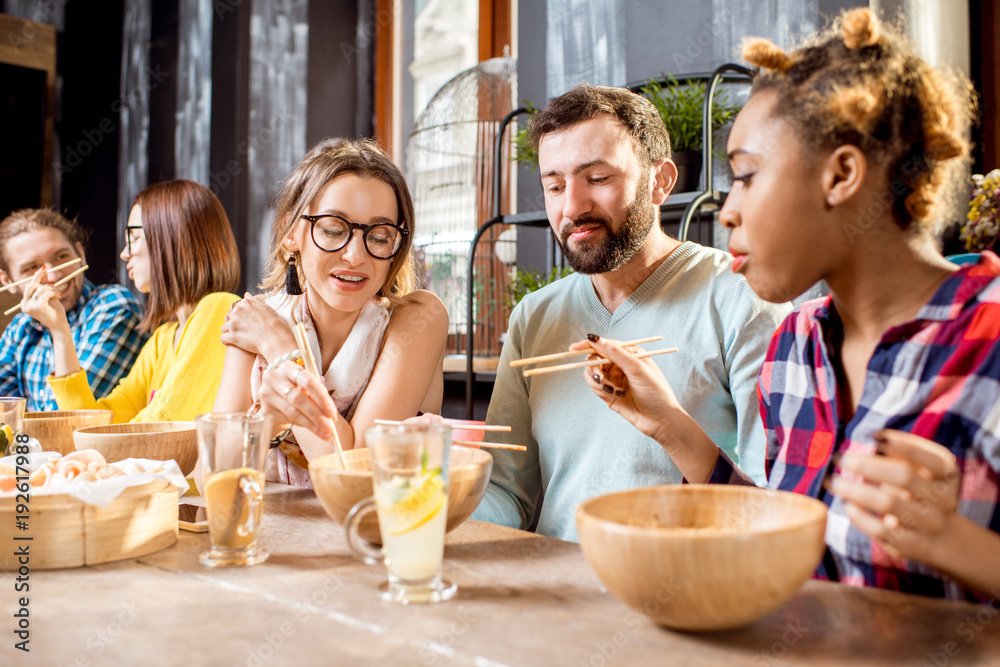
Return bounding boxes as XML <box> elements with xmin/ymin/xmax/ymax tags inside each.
<box><xmin>73</xmin><ymin>421</ymin><xmax>198</xmax><ymax>476</ymax></box>
<box><xmin>24</xmin><ymin>410</ymin><xmax>114</xmax><ymax>455</ymax></box>
<box><xmin>309</xmin><ymin>446</ymin><xmax>493</xmax><ymax>544</ymax></box>
<box><xmin>577</xmin><ymin>485</ymin><xmax>828</xmax><ymax>631</ymax></box>
<box><xmin>0</xmin><ymin>480</ymin><xmax>178</xmax><ymax>570</ymax></box>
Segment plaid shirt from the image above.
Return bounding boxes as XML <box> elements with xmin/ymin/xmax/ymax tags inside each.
<box><xmin>709</xmin><ymin>252</ymin><xmax>1000</xmax><ymax>601</ymax></box>
<box><xmin>0</xmin><ymin>280</ymin><xmax>146</xmax><ymax>411</ymax></box>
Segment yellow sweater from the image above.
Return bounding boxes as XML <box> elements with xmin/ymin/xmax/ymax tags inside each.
<box><xmin>48</xmin><ymin>292</ymin><xmax>239</xmax><ymax>423</ymax></box>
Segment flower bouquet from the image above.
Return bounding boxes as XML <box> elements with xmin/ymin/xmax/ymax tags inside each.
<box><xmin>961</xmin><ymin>169</ymin><xmax>1000</xmax><ymax>252</ymax></box>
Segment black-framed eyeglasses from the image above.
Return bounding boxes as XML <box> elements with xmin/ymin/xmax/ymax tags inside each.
<box><xmin>125</xmin><ymin>225</ymin><xmax>143</xmax><ymax>256</ymax></box>
<box><xmin>301</xmin><ymin>214</ymin><xmax>409</xmax><ymax>260</ymax></box>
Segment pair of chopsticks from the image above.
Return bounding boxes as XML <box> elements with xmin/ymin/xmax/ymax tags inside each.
<box><xmin>513</xmin><ymin>335</ymin><xmax>678</xmax><ymax>377</ymax></box>
<box><xmin>374</xmin><ymin>419</ymin><xmax>527</xmax><ymax>452</ymax></box>
<box><xmin>0</xmin><ymin>257</ymin><xmax>82</xmax><ymax>293</ymax></box>
<box><xmin>292</xmin><ymin>322</ymin><xmax>347</xmax><ymax>469</ymax></box>
<box><xmin>4</xmin><ymin>261</ymin><xmax>89</xmax><ymax>316</ymax></box>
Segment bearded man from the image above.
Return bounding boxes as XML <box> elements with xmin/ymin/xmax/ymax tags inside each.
<box><xmin>471</xmin><ymin>85</ymin><xmax>790</xmax><ymax>541</ymax></box>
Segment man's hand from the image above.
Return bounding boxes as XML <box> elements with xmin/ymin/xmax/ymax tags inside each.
<box><xmin>20</xmin><ymin>268</ymin><xmax>70</xmax><ymax>334</ymax></box>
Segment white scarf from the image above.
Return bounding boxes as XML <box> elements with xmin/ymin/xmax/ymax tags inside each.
<box><xmin>251</xmin><ymin>291</ymin><xmax>391</xmax><ymax>419</ymax></box>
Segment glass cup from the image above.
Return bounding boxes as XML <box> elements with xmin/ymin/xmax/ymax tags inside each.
<box><xmin>0</xmin><ymin>397</ymin><xmax>25</xmax><ymax>456</ymax></box>
<box><xmin>195</xmin><ymin>412</ymin><xmax>272</xmax><ymax>567</ymax></box>
<box><xmin>345</xmin><ymin>423</ymin><xmax>456</xmax><ymax>604</ymax></box>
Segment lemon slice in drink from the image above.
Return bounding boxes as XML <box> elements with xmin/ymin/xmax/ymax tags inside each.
<box><xmin>0</xmin><ymin>424</ymin><xmax>13</xmax><ymax>456</ymax></box>
<box><xmin>389</xmin><ymin>473</ymin><xmax>445</xmax><ymax>535</ymax></box>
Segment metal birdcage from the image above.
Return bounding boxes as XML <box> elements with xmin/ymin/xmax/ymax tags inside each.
<box><xmin>406</xmin><ymin>56</ymin><xmax>517</xmax><ymax>358</ymax></box>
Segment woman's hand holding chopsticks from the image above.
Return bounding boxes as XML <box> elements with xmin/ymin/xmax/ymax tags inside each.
<box><xmin>573</xmin><ymin>335</ymin><xmax>722</xmax><ymax>484</ymax></box>
<box><xmin>257</xmin><ymin>353</ymin><xmax>338</xmax><ymax>444</ymax></box>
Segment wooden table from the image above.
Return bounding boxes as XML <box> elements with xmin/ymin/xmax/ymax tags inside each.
<box><xmin>3</xmin><ymin>484</ymin><xmax>999</xmax><ymax>666</ymax></box>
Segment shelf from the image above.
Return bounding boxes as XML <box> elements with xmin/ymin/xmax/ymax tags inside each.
<box><xmin>443</xmin><ymin>355</ymin><xmax>500</xmax><ymax>374</ymax></box>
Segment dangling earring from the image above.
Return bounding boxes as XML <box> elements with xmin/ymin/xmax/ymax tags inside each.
<box><xmin>285</xmin><ymin>254</ymin><xmax>303</xmax><ymax>295</ymax></box>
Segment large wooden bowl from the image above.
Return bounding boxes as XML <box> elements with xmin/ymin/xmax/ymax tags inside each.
<box><xmin>73</xmin><ymin>421</ymin><xmax>198</xmax><ymax>476</ymax></box>
<box><xmin>0</xmin><ymin>480</ymin><xmax>178</xmax><ymax>570</ymax></box>
<box><xmin>309</xmin><ymin>446</ymin><xmax>493</xmax><ymax>544</ymax></box>
<box><xmin>577</xmin><ymin>485</ymin><xmax>828</xmax><ymax>631</ymax></box>
<box><xmin>24</xmin><ymin>410</ymin><xmax>114</xmax><ymax>455</ymax></box>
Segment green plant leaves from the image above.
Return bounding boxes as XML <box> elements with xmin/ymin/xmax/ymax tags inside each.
<box><xmin>506</xmin><ymin>265</ymin><xmax>575</xmax><ymax>310</ymax></box>
<box><xmin>640</xmin><ymin>75</ymin><xmax>741</xmax><ymax>154</ymax></box>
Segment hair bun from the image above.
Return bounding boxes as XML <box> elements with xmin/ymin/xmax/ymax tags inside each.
<box><xmin>842</xmin><ymin>8</ymin><xmax>880</xmax><ymax>49</ymax></box>
<box><xmin>742</xmin><ymin>38</ymin><xmax>793</xmax><ymax>72</ymax></box>
<box><xmin>830</xmin><ymin>86</ymin><xmax>885</xmax><ymax>131</ymax></box>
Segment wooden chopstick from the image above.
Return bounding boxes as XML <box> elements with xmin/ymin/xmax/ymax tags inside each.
<box><xmin>521</xmin><ymin>347</ymin><xmax>679</xmax><ymax>377</ymax></box>
<box><xmin>454</xmin><ymin>440</ymin><xmax>527</xmax><ymax>451</ymax></box>
<box><xmin>53</xmin><ymin>264</ymin><xmax>88</xmax><ymax>288</ymax></box>
<box><xmin>510</xmin><ymin>336</ymin><xmax>663</xmax><ymax>367</ymax></box>
<box><xmin>374</xmin><ymin>419</ymin><xmax>511</xmax><ymax>432</ymax></box>
<box><xmin>0</xmin><ymin>258</ymin><xmax>82</xmax><ymax>293</ymax></box>
<box><xmin>292</xmin><ymin>322</ymin><xmax>346</xmax><ymax>469</ymax></box>
<box><xmin>3</xmin><ymin>264</ymin><xmax>89</xmax><ymax>316</ymax></box>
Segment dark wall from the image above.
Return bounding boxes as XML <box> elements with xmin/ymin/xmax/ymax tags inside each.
<box><xmin>59</xmin><ymin>0</ymin><xmax>126</xmax><ymax>287</ymax></box>
<box><xmin>307</xmin><ymin>0</ymin><xmax>364</xmax><ymax>146</ymax></box>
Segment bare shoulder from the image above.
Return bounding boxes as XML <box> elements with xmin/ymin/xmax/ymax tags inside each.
<box><xmin>391</xmin><ymin>290</ymin><xmax>448</xmax><ymax>326</ymax></box>
<box><xmin>382</xmin><ymin>290</ymin><xmax>448</xmax><ymax>355</ymax></box>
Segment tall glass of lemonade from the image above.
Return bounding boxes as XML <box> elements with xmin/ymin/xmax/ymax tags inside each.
<box><xmin>346</xmin><ymin>422</ymin><xmax>456</xmax><ymax>604</ymax></box>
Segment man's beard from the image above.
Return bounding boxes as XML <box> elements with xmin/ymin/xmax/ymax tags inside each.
<box><xmin>556</xmin><ymin>180</ymin><xmax>657</xmax><ymax>275</ymax></box>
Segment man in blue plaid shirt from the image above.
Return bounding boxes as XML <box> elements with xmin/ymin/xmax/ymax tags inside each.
<box><xmin>0</xmin><ymin>209</ymin><xmax>145</xmax><ymax>411</ymax></box>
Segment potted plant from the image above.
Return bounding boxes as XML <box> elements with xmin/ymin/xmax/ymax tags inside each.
<box><xmin>505</xmin><ymin>265</ymin><xmax>574</xmax><ymax>310</ymax></box>
<box><xmin>640</xmin><ymin>74</ymin><xmax>741</xmax><ymax>193</ymax></box>
<box><xmin>960</xmin><ymin>168</ymin><xmax>1000</xmax><ymax>253</ymax></box>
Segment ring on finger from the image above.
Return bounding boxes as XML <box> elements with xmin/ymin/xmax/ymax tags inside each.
<box><xmin>284</xmin><ymin>384</ymin><xmax>298</xmax><ymax>401</ymax></box>
<box><xmin>292</xmin><ymin>368</ymin><xmax>306</xmax><ymax>387</ymax></box>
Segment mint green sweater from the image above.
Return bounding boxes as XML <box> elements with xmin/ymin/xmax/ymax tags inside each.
<box><xmin>472</xmin><ymin>242</ymin><xmax>791</xmax><ymax>541</ymax></box>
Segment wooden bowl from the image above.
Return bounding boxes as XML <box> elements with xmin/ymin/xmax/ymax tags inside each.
<box><xmin>24</xmin><ymin>410</ymin><xmax>113</xmax><ymax>455</ymax></box>
<box><xmin>309</xmin><ymin>446</ymin><xmax>493</xmax><ymax>544</ymax></box>
<box><xmin>576</xmin><ymin>485</ymin><xmax>828</xmax><ymax>631</ymax></box>
<box><xmin>0</xmin><ymin>480</ymin><xmax>178</xmax><ymax>570</ymax></box>
<box><xmin>73</xmin><ymin>422</ymin><xmax>198</xmax><ymax>476</ymax></box>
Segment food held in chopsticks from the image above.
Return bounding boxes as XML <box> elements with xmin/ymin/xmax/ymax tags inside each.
<box><xmin>520</xmin><ymin>345</ymin><xmax>678</xmax><ymax>377</ymax></box>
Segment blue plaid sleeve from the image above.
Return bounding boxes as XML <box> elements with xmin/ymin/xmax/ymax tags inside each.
<box><xmin>0</xmin><ymin>324</ymin><xmax>21</xmax><ymax>397</ymax></box>
<box><xmin>73</xmin><ymin>286</ymin><xmax>146</xmax><ymax>399</ymax></box>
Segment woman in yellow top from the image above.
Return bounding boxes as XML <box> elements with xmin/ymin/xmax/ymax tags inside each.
<box><xmin>23</xmin><ymin>179</ymin><xmax>241</xmax><ymax>422</ymax></box>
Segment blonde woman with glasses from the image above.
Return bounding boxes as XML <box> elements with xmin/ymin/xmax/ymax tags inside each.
<box><xmin>214</xmin><ymin>138</ymin><xmax>448</xmax><ymax>486</ymax></box>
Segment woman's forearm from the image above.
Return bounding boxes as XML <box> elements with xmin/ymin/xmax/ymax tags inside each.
<box><xmin>929</xmin><ymin>514</ymin><xmax>1000</xmax><ymax>598</ymax></box>
<box><xmin>48</xmin><ymin>322</ymin><xmax>83</xmax><ymax>378</ymax></box>
<box><xmin>653</xmin><ymin>408</ymin><xmax>722</xmax><ymax>484</ymax></box>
